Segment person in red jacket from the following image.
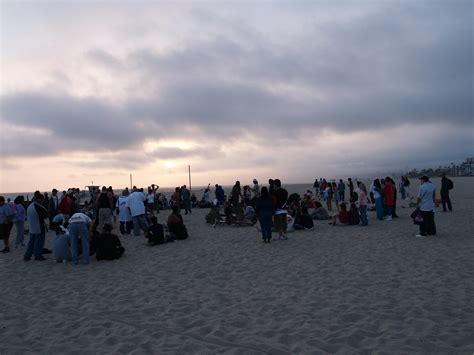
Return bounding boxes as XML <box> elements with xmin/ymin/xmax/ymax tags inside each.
<box><xmin>382</xmin><ymin>177</ymin><xmax>395</xmax><ymax>221</ymax></box>
<box><xmin>59</xmin><ymin>192</ymin><xmax>71</xmax><ymax>221</ymax></box>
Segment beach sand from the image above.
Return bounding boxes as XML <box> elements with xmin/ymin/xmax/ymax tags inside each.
<box><xmin>1</xmin><ymin>178</ymin><xmax>473</xmax><ymax>354</ymax></box>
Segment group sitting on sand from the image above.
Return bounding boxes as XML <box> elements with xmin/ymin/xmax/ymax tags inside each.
<box><xmin>0</xmin><ymin>173</ymin><xmax>448</xmax><ymax>258</ymax></box>
<box><xmin>0</xmin><ymin>186</ymin><xmax>191</xmax><ymax>263</ymax></box>
<box><xmin>204</xmin><ymin>174</ymin><xmax>445</xmax><ymax>242</ymax></box>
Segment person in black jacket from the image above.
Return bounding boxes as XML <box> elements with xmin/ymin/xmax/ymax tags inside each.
<box><xmin>440</xmin><ymin>173</ymin><xmax>453</xmax><ymax>212</ymax></box>
<box><xmin>146</xmin><ymin>216</ymin><xmax>169</xmax><ymax>246</ymax></box>
<box><xmin>96</xmin><ymin>224</ymin><xmax>125</xmax><ymax>260</ymax></box>
<box><xmin>256</xmin><ymin>187</ymin><xmax>274</xmax><ymax>243</ymax></box>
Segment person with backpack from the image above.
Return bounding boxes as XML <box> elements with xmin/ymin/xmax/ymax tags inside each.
<box><xmin>440</xmin><ymin>173</ymin><xmax>453</xmax><ymax>212</ymax></box>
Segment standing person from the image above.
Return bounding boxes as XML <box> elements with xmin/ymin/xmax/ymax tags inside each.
<box><xmin>382</xmin><ymin>177</ymin><xmax>395</xmax><ymax>221</ymax></box>
<box><xmin>230</xmin><ymin>181</ymin><xmax>242</xmax><ymax>206</ymax></box>
<box><xmin>172</xmin><ymin>187</ymin><xmax>181</xmax><ymax>211</ymax></box>
<box><xmin>68</xmin><ymin>212</ymin><xmax>92</xmax><ymax>264</ymax></box>
<box><xmin>337</xmin><ymin>179</ymin><xmax>346</xmax><ymax>202</ymax></box>
<box><xmin>272</xmin><ymin>179</ymin><xmax>289</xmax><ymax>241</ymax></box>
<box><xmin>399</xmin><ymin>177</ymin><xmax>406</xmax><ymax>200</ymax></box>
<box><xmin>268</xmin><ymin>179</ymin><xmax>275</xmax><ymax>196</ymax></box>
<box><xmin>146</xmin><ymin>186</ymin><xmax>156</xmax><ymax>215</ymax></box>
<box><xmin>391</xmin><ymin>178</ymin><xmax>399</xmax><ymax>218</ymax></box>
<box><xmin>403</xmin><ymin>176</ymin><xmax>411</xmax><ymax>200</ymax></box>
<box><xmin>371</xmin><ymin>179</ymin><xmax>384</xmax><ymax>220</ymax></box>
<box><xmin>357</xmin><ymin>182</ymin><xmax>369</xmax><ymax>226</ymax></box>
<box><xmin>313</xmin><ymin>178</ymin><xmax>320</xmax><ymax>198</ymax></box>
<box><xmin>440</xmin><ymin>173</ymin><xmax>453</xmax><ymax>212</ymax></box>
<box><xmin>0</xmin><ymin>196</ymin><xmax>14</xmax><ymax>253</ymax></box>
<box><xmin>13</xmin><ymin>195</ymin><xmax>26</xmax><ymax>248</ymax></box>
<box><xmin>48</xmin><ymin>188</ymin><xmax>60</xmax><ymax>228</ymax></box>
<box><xmin>215</xmin><ymin>184</ymin><xmax>225</xmax><ymax>206</ymax></box>
<box><xmin>255</xmin><ymin>186</ymin><xmax>274</xmax><ymax>243</ymax></box>
<box><xmin>251</xmin><ymin>179</ymin><xmax>260</xmax><ymax>201</ymax></box>
<box><xmin>323</xmin><ymin>183</ymin><xmax>333</xmax><ymax>212</ymax></box>
<box><xmin>347</xmin><ymin>178</ymin><xmax>354</xmax><ymax>197</ymax></box>
<box><xmin>59</xmin><ymin>191</ymin><xmax>71</xmax><ymax>221</ymax></box>
<box><xmin>116</xmin><ymin>190</ymin><xmax>132</xmax><ymax>235</ymax></box>
<box><xmin>96</xmin><ymin>186</ymin><xmax>113</xmax><ymax>231</ymax></box>
<box><xmin>128</xmin><ymin>187</ymin><xmax>148</xmax><ymax>236</ymax></box>
<box><xmin>416</xmin><ymin>176</ymin><xmax>437</xmax><ymax>238</ymax></box>
<box><xmin>181</xmin><ymin>185</ymin><xmax>192</xmax><ymax>215</ymax></box>
<box><xmin>24</xmin><ymin>193</ymin><xmax>49</xmax><ymax>261</ymax></box>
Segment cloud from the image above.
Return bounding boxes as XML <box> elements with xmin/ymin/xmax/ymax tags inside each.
<box><xmin>0</xmin><ymin>0</ymin><xmax>472</xmax><ymax>190</ymax></box>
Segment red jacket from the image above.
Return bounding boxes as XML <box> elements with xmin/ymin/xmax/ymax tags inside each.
<box><xmin>383</xmin><ymin>184</ymin><xmax>395</xmax><ymax>206</ymax></box>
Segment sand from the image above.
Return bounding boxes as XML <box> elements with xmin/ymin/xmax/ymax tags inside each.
<box><xmin>1</xmin><ymin>177</ymin><xmax>473</xmax><ymax>354</ymax></box>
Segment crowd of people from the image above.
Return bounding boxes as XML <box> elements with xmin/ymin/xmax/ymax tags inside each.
<box><xmin>0</xmin><ymin>184</ymin><xmax>191</xmax><ymax>263</ymax></box>
<box><xmin>205</xmin><ymin>174</ymin><xmax>451</xmax><ymax>242</ymax></box>
<box><xmin>0</xmin><ymin>173</ymin><xmax>453</xmax><ymax>257</ymax></box>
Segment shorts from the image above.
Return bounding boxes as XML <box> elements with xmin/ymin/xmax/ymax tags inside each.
<box><xmin>0</xmin><ymin>223</ymin><xmax>13</xmax><ymax>240</ymax></box>
<box><xmin>274</xmin><ymin>214</ymin><xmax>287</xmax><ymax>231</ymax></box>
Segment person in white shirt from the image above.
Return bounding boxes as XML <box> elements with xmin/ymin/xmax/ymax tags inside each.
<box><xmin>116</xmin><ymin>190</ymin><xmax>132</xmax><ymax>235</ymax></box>
<box><xmin>127</xmin><ymin>188</ymin><xmax>149</xmax><ymax>236</ymax></box>
<box><xmin>415</xmin><ymin>176</ymin><xmax>436</xmax><ymax>238</ymax></box>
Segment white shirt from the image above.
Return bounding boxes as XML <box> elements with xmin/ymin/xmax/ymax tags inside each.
<box><xmin>370</xmin><ymin>184</ymin><xmax>381</xmax><ymax>199</ymax></box>
<box><xmin>127</xmin><ymin>191</ymin><xmax>146</xmax><ymax>216</ymax></box>
<box><xmin>69</xmin><ymin>213</ymin><xmax>92</xmax><ymax>224</ymax></box>
<box><xmin>116</xmin><ymin>196</ymin><xmax>132</xmax><ymax>221</ymax></box>
<box><xmin>418</xmin><ymin>181</ymin><xmax>436</xmax><ymax>211</ymax></box>
<box><xmin>146</xmin><ymin>193</ymin><xmax>155</xmax><ymax>204</ymax></box>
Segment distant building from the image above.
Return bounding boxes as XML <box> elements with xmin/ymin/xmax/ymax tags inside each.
<box><xmin>459</xmin><ymin>157</ymin><xmax>474</xmax><ymax>176</ymax></box>
<box><xmin>405</xmin><ymin>157</ymin><xmax>474</xmax><ymax>178</ymax></box>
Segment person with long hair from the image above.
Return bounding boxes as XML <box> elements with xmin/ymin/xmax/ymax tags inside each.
<box><xmin>255</xmin><ymin>186</ymin><xmax>274</xmax><ymax>243</ymax></box>
<box><xmin>371</xmin><ymin>179</ymin><xmax>384</xmax><ymax>220</ymax></box>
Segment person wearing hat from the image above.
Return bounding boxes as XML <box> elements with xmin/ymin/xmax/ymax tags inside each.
<box><xmin>415</xmin><ymin>176</ymin><xmax>436</xmax><ymax>238</ymax></box>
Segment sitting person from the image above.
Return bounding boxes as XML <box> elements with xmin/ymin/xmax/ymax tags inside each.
<box><xmin>146</xmin><ymin>216</ymin><xmax>165</xmax><ymax>246</ymax></box>
<box><xmin>167</xmin><ymin>206</ymin><xmax>189</xmax><ymax>240</ymax></box>
<box><xmin>294</xmin><ymin>206</ymin><xmax>315</xmax><ymax>230</ymax></box>
<box><xmin>146</xmin><ymin>216</ymin><xmax>174</xmax><ymax>245</ymax></box>
<box><xmin>348</xmin><ymin>203</ymin><xmax>360</xmax><ymax>225</ymax></box>
<box><xmin>311</xmin><ymin>202</ymin><xmax>330</xmax><ymax>220</ymax></box>
<box><xmin>95</xmin><ymin>224</ymin><xmax>125</xmax><ymax>260</ymax></box>
<box><xmin>329</xmin><ymin>202</ymin><xmax>349</xmax><ymax>226</ymax></box>
<box><xmin>243</xmin><ymin>204</ymin><xmax>256</xmax><ymax>221</ymax></box>
<box><xmin>52</xmin><ymin>224</ymin><xmax>71</xmax><ymax>263</ymax></box>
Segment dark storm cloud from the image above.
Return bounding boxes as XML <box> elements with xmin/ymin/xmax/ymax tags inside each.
<box><xmin>122</xmin><ymin>2</ymin><xmax>472</xmax><ymax>132</ymax></box>
<box><xmin>1</xmin><ymin>92</ymin><xmax>148</xmax><ymax>156</ymax></box>
<box><xmin>1</xmin><ymin>0</ymin><xmax>472</xmax><ymax>165</ymax></box>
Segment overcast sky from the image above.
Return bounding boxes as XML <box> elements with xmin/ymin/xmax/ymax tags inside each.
<box><xmin>1</xmin><ymin>0</ymin><xmax>473</xmax><ymax>192</ymax></box>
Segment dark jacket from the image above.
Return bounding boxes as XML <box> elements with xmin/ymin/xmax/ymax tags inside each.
<box><xmin>256</xmin><ymin>196</ymin><xmax>274</xmax><ymax>218</ymax></box>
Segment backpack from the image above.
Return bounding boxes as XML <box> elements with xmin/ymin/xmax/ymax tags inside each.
<box><xmin>447</xmin><ymin>179</ymin><xmax>454</xmax><ymax>190</ymax></box>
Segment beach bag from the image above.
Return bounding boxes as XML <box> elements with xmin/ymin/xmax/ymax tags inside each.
<box><xmin>410</xmin><ymin>208</ymin><xmax>424</xmax><ymax>225</ymax></box>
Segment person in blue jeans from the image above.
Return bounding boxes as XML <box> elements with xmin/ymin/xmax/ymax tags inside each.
<box><xmin>371</xmin><ymin>179</ymin><xmax>384</xmax><ymax>220</ymax></box>
<box><xmin>24</xmin><ymin>193</ymin><xmax>49</xmax><ymax>261</ymax></box>
<box><xmin>68</xmin><ymin>212</ymin><xmax>92</xmax><ymax>264</ymax></box>
<box><xmin>255</xmin><ymin>186</ymin><xmax>274</xmax><ymax>243</ymax></box>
